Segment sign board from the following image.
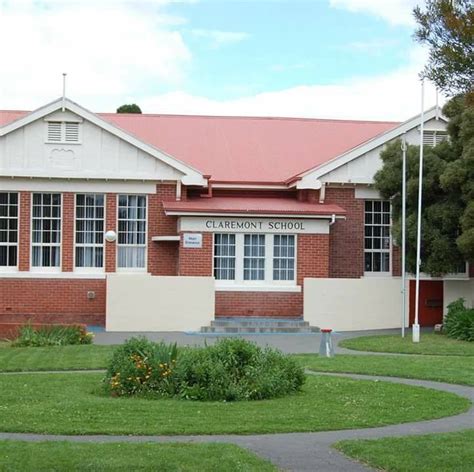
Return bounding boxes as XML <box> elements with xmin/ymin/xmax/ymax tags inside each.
<box><xmin>179</xmin><ymin>217</ymin><xmax>329</xmax><ymax>234</ymax></box>
<box><xmin>183</xmin><ymin>233</ymin><xmax>203</xmax><ymax>248</ymax></box>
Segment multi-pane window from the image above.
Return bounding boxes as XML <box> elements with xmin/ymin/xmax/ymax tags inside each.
<box><xmin>117</xmin><ymin>195</ymin><xmax>147</xmax><ymax>269</ymax></box>
<box><xmin>0</xmin><ymin>192</ymin><xmax>18</xmax><ymax>267</ymax></box>
<box><xmin>214</xmin><ymin>234</ymin><xmax>236</xmax><ymax>280</ymax></box>
<box><xmin>244</xmin><ymin>234</ymin><xmax>265</xmax><ymax>280</ymax></box>
<box><xmin>364</xmin><ymin>200</ymin><xmax>391</xmax><ymax>273</ymax></box>
<box><xmin>213</xmin><ymin>233</ymin><xmax>296</xmax><ymax>285</ymax></box>
<box><xmin>32</xmin><ymin>193</ymin><xmax>61</xmax><ymax>268</ymax></box>
<box><xmin>75</xmin><ymin>194</ymin><xmax>104</xmax><ymax>268</ymax></box>
<box><xmin>273</xmin><ymin>235</ymin><xmax>295</xmax><ymax>281</ymax></box>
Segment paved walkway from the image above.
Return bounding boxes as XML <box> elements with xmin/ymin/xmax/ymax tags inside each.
<box><xmin>93</xmin><ymin>328</ymin><xmax>413</xmax><ymax>354</ymax></box>
<box><xmin>0</xmin><ymin>371</ymin><xmax>472</xmax><ymax>472</ymax></box>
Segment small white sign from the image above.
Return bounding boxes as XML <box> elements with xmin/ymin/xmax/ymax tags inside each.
<box><xmin>183</xmin><ymin>233</ymin><xmax>203</xmax><ymax>248</ymax></box>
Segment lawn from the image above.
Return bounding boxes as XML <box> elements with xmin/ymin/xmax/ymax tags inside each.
<box><xmin>0</xmin><ymin>372</ymin><xmax>468</xmax><ymax>435</ymax></box>
<box><xmin>335</xmin><ymin>429</ymin><xmax>474</xmax><ymax>472</ymax></box>
<box><xmin>295</xmin><ymin>354</ymin><xmax>474</xmax><ymax>386</ymax></box>
<box><xmin>0</xmin><ymin>343</ymin><xmax>115</xmax><ymax>371</ymax></box>
<box><xmin>340</xmin><ymin>333</ymin><xmax>474</xmax><ymax>356</ymax></box>
<box><xmin>0</xmin><ymin>440</ymin><xmax>276</xmax><ymax>471</ymax></box>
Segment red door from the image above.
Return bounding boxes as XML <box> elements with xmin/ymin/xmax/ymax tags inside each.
<box><xmin>409</xmin><ymin>281</ymin><xmax>444</xmax><ymax>326</ymax></box>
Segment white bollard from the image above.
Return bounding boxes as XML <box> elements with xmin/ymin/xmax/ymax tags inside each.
<box><xmin>319</xmin><ymin>329</ymin><xmax>334</xmax><ymax>357</ymax></box>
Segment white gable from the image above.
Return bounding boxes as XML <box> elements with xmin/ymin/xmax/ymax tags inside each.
<box><xmin>0</xmin><ymin>98</ymin><xmax>206</xmax><ymax>185</ymax></box>
<box><xmin>297</xmin><ymin>108</ymin><xmax>447</xmax><ymax>187</ymax></box>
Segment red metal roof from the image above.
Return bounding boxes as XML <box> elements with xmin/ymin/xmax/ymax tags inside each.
<box><xmin>0</xmin><ymin>109</ymin><xmax>398</xmax><ymax>184</ymax></box>
<box><xmin>164</xmin><ymin>197</ymin><xmax>345</xmax><ymax>216</ymax></box>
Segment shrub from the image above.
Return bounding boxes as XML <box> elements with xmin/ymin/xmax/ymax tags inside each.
<box><xmin>174</xmin><ymin>338</ymin><xmax>305</xmax><ymax>401</ymax></box>
<box><xmin>12</xmin><ymin>324</ymin><xmax>93</xmax><ymax>347</ymax></box>
<box><xmin>104</xmin><ymin>338</ymin><xmax>305</xmax><ymax>402</ymax></box>
<box><xmin>104</xmin><ymin>337</ymin><xmax>178</xmax><ymax>397</ymax></box>
<box><xmin>444</xmin><ymin>298</ymin><xmax>474</xmax><ymax>342</ymax></box>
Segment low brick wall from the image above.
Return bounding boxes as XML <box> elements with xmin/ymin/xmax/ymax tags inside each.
<box><xmin>0</xmin><ymin>322</ymin><xmax>88</xmax><ymax>340</ymax></box>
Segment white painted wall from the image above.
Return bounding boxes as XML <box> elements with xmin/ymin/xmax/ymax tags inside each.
<box><xmin>443</xmin><ymin>280</ymin><xmax>474</xmax><ymax>315</ymax></box>
<box><xmin>106</xmin><ymin>275</ymin><xmax>215</xmax><ymax>332</ymax></box>
<box><xmin>0</xmin><ymin>110</ymin><xmax>184</xmax><ymax>181</ymax></box>
<box><xmin>304</xmin><ymin>277</ymin><xmax>408</xmax><ymax>331</ymax></box>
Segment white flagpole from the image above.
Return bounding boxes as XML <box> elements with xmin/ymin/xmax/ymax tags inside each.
<box><xmin>401</xmin><ymin>134</ymin><xmax>407</xmax><ymax>338</ymax></box>
<box><xmin>62</xmin><ymin>73</ymin><xmax>67</xmax><ymax>112</ymax></box>
<box><xmin>413</xmin><ymin>79</ymin><xmax>424</xmax><ymax>343</ymax></box>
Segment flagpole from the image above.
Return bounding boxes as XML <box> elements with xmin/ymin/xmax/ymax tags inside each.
<box><xmin>401</xmin><ymin>134</ymin><xmax>407</xmax><ymax>338</ymax></box>
<box><xmin>413</xmin><ymin>79</ymin><xmax>424</xmax><ymax>343</ymax></box>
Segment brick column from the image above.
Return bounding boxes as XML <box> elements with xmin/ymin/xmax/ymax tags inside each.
<box><xmin>18</xmin><ymin>191</ymin><xmax>31</xmax><ymax>271</ymax></box>
<box><xmin>105</xmin><ymin>193</ymin><xmax>117</xmax><ymax>273</ymax></box>
<box><xmin>61</xmin><ymin>193</ymin><xmax>74</xmax><ymax>272</ymax></box>
<box><xmin>178</xmin><ymin>232</ymin><xmax>213</xmax><ymax>276</ymax></box>
<box><xmin>297</xmin><ymin>233</ymin><xmax>330</xmax><ymax>284</ymax></box>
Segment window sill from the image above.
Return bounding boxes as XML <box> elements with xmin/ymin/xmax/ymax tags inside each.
<box><xmin>0</xmin><ymin>272</ymin><xmax>105</xmax><ymax>279</ymax></box>
<box><xmin>215</xmin><ymin>284</ymin><xmax>301</xmax><ymax>293</ymax></box>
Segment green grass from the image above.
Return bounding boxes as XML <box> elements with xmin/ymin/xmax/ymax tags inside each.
<box><xmin>0</xmin><ymin>440</ymin><xmax>276</xmax><ymax>471</ymax></box>
<box><xmin>0</xmin><ymin>373</ymin><xmax>468</xmax><ymax>435</ymax></box>
<box><xmin>340</xmin><ymin>334</ymin><xmax>474</xmax><ymax>356</ymax></box>
<box><xmin>335</xmin><ymin>429</ymin><xmax>474</xmax><ymax>472</ymax></box>
<box><xmin>0</xmin><ymin>343</ymin><xmax>115</xmax><ymax>371</ymax></box>
<box><xmin>295</xmin><ymin>354</ymin><xmax>474</xmax><ymax>386</ymax></box>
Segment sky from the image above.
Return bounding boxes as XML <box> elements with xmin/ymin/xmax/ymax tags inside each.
<box><xmin>0</xmin><ymin>0</ymin><xmax>442</xmax><ymax>120</ymax></box>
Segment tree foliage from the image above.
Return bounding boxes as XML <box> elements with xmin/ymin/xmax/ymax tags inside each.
<box><xmin>374</xmin><ymin>95</ymin><xmax>473</xmax><ymax>276</ymax></box>
<box><xmin>413</xmin><ymin>0</ymin><xmax>473</xmax><ymax>96</ymax></box>
<box><xmin>116</xmin><ymin>104</ymin><xmax>142</xmax><ymax>114</ymax></box>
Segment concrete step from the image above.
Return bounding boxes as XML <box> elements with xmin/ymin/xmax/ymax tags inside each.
<box><xmin>201</xmin><ymin>325</ymin><xmax>319</xmax><ymax>334</ymax></box>
<box><xmin>211</xmin><ymin>318</ymin><xmax>310</xmax><ymax>328</ymax></box>
<box><xmin>201</xmin><ymin>318</ymin><xmax>319</xmax><ymax>334</ymax></box>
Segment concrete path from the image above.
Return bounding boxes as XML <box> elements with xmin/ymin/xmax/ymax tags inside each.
<box><xmin>93</xmin><ymin>328</ymin><xmax>413</xmax><ymax>355</ymax></box>
<box><xmin>0</xmin><ymin>371</ymin><xmax>472</xmax><ymax>472</ymax></box>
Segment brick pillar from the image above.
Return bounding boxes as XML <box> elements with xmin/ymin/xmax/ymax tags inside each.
<box><xmin>178</xmin><ymin>232</ymin><xmax>213</xmax><ymax>276</ymax></box>
<box><xmin>18</xmin><ymin>191</ymin><xmax>31</xmax><ymax>271</ymax></box>
<box><xmin>297</xmin><ymin>233</ymin><xmax>330</xmax><ymax>284</ymax></box>
<box><xmin>61</xmin><ymin>193</ymin><xmax>74</xmax><ymax>272</ymax></box>
<box><xmin>105</xmin><ymin>193</ymin><xmax>117</xmax><ymax>273</ymax></box>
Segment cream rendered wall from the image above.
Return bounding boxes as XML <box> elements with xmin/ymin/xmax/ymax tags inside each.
<box><xmin>443</xmin><ymin>280</ymin><xmax>474</xmax><ymax>315</ymax></box>
<box><xmin>0</xmin><ymin>110</ymin><xmax>184</xmax><ymax>181</ymax></box>
<box><xmin>106</xmin><ymin>275</ymin><xmax>215</xmax><ymax>332</ymax></box>
<box><xmin>304</xmin><ymin>277</ymin><xmax>408</xmax><ymax>331</ymax></box>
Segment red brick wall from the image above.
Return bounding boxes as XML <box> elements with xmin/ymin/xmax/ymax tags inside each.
<box><xmin>148</xmin><ymin>184</ymin><xmax>179</xmax><ymax>275</ymax></box>
<box><xmin>178</xmin><ymin>232</ymin><xmax>213</xmax><ymax>276</ymax></box>
<box><xmin>0</xmin><ymin>278</ymin><xmax>105</xmax><ymax>325</ymax></box>
<box><xmin>392</xmin><ymin>245</ymin><xmax>401</xmax><ymax>277</ymax></box>
<box><xmin>215</xmin><ymin>292</ymin><xmax>303</xmax><ymax>317</ymax></box>
<box><xmin>325</xmin><ymin>187</ymin><xmax>364</xmax><ymax>278</ymax></box>
<box><xmin>62</xmin><ymin>192</ymin><xmax>74</xmax><ymax>272</ymax></box>
<box><xmin>18</xmin><ymin>192</ymin><xmax>31</xmax><ymax>271</ymax></box>
<box><xmin>105</xmin><ymin>193</ymin><xmax>117</xmax><ymax>273</ymax></box>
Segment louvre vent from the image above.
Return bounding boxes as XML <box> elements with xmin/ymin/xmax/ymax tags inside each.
<box><xmin>46</xmin><ymin>121</ymin><xmax>80</xmax><ymax>143</ymax></box>
<box><xmin>47</xmin><ymin>122</ymin><xmax>62</xmax><ymax>142</ymax></box>
<box><xmin>422</xmin><ymin>131</ymin><xmax>448</xmax><ymax>147</ymax></box>
<box><xmin>65</xmin><ymin>122</ymin><xmax>79</xmax><ymax>142</ymax></box>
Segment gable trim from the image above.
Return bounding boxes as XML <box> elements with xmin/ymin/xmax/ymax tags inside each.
<box><xmin>293</xmin><ymin>106</ymin><xmax>446</xmax><ymax>188</ymax></box>
<box><xmin>0</xmin><ymin>97</ymin><xmax>207</xmax><ymax>186</ymax></box>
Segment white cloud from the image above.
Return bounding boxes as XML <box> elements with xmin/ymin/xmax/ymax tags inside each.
<box><xmin>330</xmin><ymin>0</ymin><xmax>421</xmax><ymax>26</ymax></box>
<box><xmin>141</xmin><ymin>47</ymin><xmax>443</xmax><ymax>121</ymax></box>
<box><xmin>0</xmin><ymin>0</ymin><xmax>191</xmax><ymax>110</ymax></box>
<box><xmin>190</xmin><ymin>29</ymin><xmax>250</xmax><ymax>47</ymax></box>
<box><xmin>345</xmin><ymin>38</ymin><xmax>399</xmax><ymax>54</ymax></box>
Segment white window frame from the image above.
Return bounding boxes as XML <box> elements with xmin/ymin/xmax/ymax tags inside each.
<box><xmin>74</xmin><ymin>193</ymin><xmax>105</xmax><ymax>273</ymax></box>
<box><xmin>45</xmin><ymin>121</ymin><xmax>82</xmax><ymax>144</ymax></box>
<box><xmin>214</xmin><ymin>233</ymin><xmax>297</xmax><ymax>290</ymax></box>
<box><xmin>364</xmin><ymin>200</ymin><xmax>392</xmax><ymax>276</ymax></box>
<box><xmin>116</xmin><ymin>194</ymin><xmax>148</xmax><ymax>272</ymax></box>
<box><xmin>30</xmin><ymin>192</ymin><xmax>62</xmax><ymax>272</ymax></box>
<box><xmin>0</xmin><ymin>192</ymin><xmax>19</xmax><ymax>272</ymax></box>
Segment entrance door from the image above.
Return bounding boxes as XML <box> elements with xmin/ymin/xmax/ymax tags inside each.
<box><xmin>409</xmin><ymin>280</ymin><xmax>444</xmax><ymax>326</ymax></box>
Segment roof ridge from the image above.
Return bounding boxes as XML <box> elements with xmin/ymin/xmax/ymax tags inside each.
<box><xmin>99</xmin><ymin>112</ymin><xmax>399</xmax><ymax>125</ymax></box>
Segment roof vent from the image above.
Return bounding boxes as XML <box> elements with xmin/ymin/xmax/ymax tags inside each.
<box><xmin>46</xmin><ymin>121</ymin><xmax>80</xmax><ymax>144</ymax></box>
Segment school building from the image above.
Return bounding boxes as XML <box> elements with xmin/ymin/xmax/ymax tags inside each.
<box><xmin>0</xmin><ymin>98</ymin><xmax>472</xmax><ymax>332</ymax></box>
